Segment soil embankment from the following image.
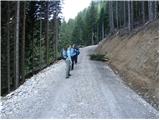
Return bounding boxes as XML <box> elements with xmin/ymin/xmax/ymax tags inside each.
<box><xmin>96</xmin><ymin>20</ymin><xmax>159</xmax><ymax>110</ymax></box>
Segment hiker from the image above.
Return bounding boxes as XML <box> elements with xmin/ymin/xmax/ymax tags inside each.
<box><xmin>62</xmin><ymin>46</ymin><xmax>72</xmax><ymax>78</ymax></box>
<box><xmin>74</xmin><ymin>45</ymin><xmax>80</xmax><ymax>64</ymax></box>
<box><xmin>70</xmin><ymin>44</ymin><xmax>77</xmax><ymax>70</ymax></box>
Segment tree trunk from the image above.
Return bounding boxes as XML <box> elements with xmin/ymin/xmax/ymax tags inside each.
<box><xmin>128</xmin><ymin>1</ymin><xmax>133</xmax><ymax>31</ymax></box>
<box><xmin>119</xmin><ymin>2</ymin><xmax>123</xmax><ymax>28</ymax></box>
<box><xmin>31</xmin><ymin>17</ymin><xmax>34</xmax><ymax>72</ymax></box>
<box><xmin>7</xmin><ymin>2</ymin><xmax>10</xmax><ymax>92</ymax></box>
<box><xmin>142</xmin><ymin>1</ymin><xmax>145</xmax><ymax>24</ymax></box>
<box><xmin>130</xmin><ymin>1</ymin><xmax>133</xmax><ymax>29</ymax></box>
<box><xmin>45</xmin><ymin>2</ymin><xmax>49</xmax><ymax>65</ymax></box>
<box><xmin>39</xmin><ymin>4</ymin><xmax>42</xmax><ymax>68</ymax></box>
<box><xmin>123</xmin><ymin>1</ymin><xmax>126</xmax><ymax>27</ymax></box>
<box><xmin>128</xmin><ymin>1</ymin><xmax>131</xmax><ymax>31</ymax></box>
<box><xmin>96</xmin><ymin>25</ymin><xmax>99</xmax><ymax>43</ymax></box>
<box><xmin>135</xmin><ymin>1</ymin><xmax>138</xmax><ymax>20</ymax></box>
<box><xmin>15</xmin><ymin>1</ymin><xmax>20</xmax><ymax>88</ymax></box>
<box><xmin>102</xmin><ymin>21</ymin><xmax>104</xmax><ymax>39</ymax></box>
<box><xmin>91</xmin><ymin>31</ymin><xmax>94</xmax><ymax>45</ymax></box>
<box><xmin>116</xmin><ymin>1</ymin><xmax>119</xmax><ymax>29</ymax></box>
<box><xmin>55</xmin><ymin>19</ymin><xmax>58</xmax><ymax>60</ymax></box>
<box><xmin>154</xmin><ymin>1</ymin><xmax>158</xmax><ymax>19</ymax></box>
<box><xmin>109</xmin><ymin>1</ymin><xmax>114</xmax><ymax>33</ymax></box>
<box><xmin>21</xmin><ymin>1</ymin><xmax>26</xmax><ymax>83</ymax></box>
<box><xmin>53</xmin><ymin>19</ymin><xmax>55</xmax><ymax>60</ymax></box>
<box><xmin>148</xmin><ymin>1</ymin><xmax>154</xmax><ymax>21</ymax></box>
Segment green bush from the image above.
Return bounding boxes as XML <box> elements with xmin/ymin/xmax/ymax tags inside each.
<box><xmin>89</xmin><ymin>54</ymin><xmax>109</xmax><ymax>61</ymax></box>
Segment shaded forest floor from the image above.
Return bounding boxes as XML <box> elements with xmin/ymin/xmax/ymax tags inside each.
<box><xmin>96</xmin><ymin>20</ymin><xmax>159</xmax><ymax>110</ymax></box>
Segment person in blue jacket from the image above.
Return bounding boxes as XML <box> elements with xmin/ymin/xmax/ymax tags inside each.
<box><xmin>62</xmin><ymin>46</ymin><xmax>72</xmax><ymax>78</ymax></box>
<box><xmin>70</xmin><ymin>44</ymin><xmax>77</xmax><ymax>70</ymax></box>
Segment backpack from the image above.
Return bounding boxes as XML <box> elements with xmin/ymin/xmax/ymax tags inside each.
<box><xmin>76</xmin><ymin>48</ymin><xmax>80</xmax><ymax>55</ymax></box>
<box><xmin>61</xmin><ymin>49</ymin><xmax>67</xmax><ymax>60</ymax></box>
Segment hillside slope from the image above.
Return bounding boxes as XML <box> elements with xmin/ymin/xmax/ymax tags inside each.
<box><xmin>96</xmin><ymin>20</ymin><xmax>159</xmax><ymax>109</ymax></box>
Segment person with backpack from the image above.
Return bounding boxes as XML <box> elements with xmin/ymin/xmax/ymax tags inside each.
<box><xmin>62</xmin><ymin>46</ymin><xmax>72</xmax><ymax>78</ymax></box>
<box><xmin>70</xmin><ymin>44</ymin><xmax>77</xmax><ymax>70</ymax></box>
<box><xmin>74</xmin><ymin>45</ymin><xmax>80</xmax><ymax>64</ymax></box>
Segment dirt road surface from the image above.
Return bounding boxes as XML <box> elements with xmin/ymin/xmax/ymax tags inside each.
<box><xmin>1</xmin><ymin>46</ymin><xmax>158</xmax><ymax>119</ymax></box>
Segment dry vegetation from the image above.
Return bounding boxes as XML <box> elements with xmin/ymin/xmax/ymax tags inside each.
<box><xmin>96</xmin><ymin>20</ymin><xmax>159</xmax><ymax>110</ymax></box>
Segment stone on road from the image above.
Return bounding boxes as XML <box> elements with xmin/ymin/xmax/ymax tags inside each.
<box><xmin>1</xmin><ymin>46</ymin><xmax>158</xmax><ymax>119</ymax></box>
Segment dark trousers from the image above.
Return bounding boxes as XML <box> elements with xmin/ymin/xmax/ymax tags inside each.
<box><xmin>71</xmin><ymin>56</ymin><xmax>75</xmax><ymax>70</ymax></box>
<box><xmin>75</xmin><ymin>55</ymin><xmax>78</xmax><ymax>64</ymax></box>
<box><xmin>71</xmin><ymin>55</ymin><xmax>77</xmax><ymax>70</ymax></box>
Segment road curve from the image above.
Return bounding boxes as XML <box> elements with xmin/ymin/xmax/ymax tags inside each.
<box><xmin>1</xmin><ymin>46</ymin><xmax>158</xmax><ymax>119</ymax></box>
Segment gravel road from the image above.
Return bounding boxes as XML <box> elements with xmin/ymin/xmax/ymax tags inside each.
<box><xmin>1</xmin><ymin>46</ymin><xmax>158</xmax><ymax>119</ymax></box>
